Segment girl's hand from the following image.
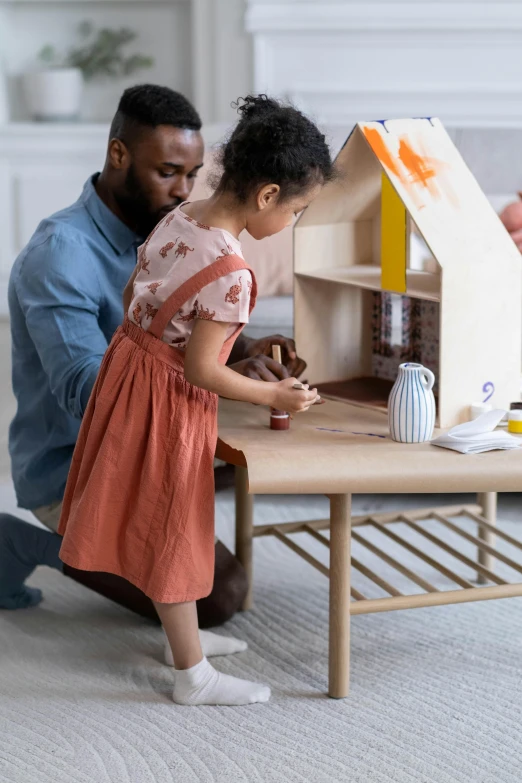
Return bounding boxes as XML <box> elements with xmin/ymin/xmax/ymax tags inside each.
<box><xmin>185</xmin><ymin>320</ymin><xmax>317</xmax><ymax>410</ymax></box>
<box><xmin>271</xmin><ymin>378</ymin><xmax>318</xmax><ymax>414</ymax></box>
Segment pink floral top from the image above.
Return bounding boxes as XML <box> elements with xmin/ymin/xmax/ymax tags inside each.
<box><xmin>128</xmin><ymin>204</ymin><xmax>252</xmax><ymax>349</ymax></box>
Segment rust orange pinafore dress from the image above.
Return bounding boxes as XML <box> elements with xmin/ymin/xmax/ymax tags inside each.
<box><xmin>58</xmin><ymin>255</ymin><xmax>257</xmax><ymax>603</ymax></box>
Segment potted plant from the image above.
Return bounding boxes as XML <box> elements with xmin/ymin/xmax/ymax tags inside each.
<box><xmin>22</xmin><ymin>21</ymin><xmax>154</xmax><ymax>122</ymax></box>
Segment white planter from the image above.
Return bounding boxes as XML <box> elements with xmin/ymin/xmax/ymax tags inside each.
<box><xmin>22</xmin><ymin>68</ymin><xmax>83</xmax><ymax>122</ymax></box>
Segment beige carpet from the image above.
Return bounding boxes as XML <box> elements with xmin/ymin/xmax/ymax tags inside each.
<box><xmin>1</xmin><ymin>489</ymin><xmax>522</xmax><ymax>782</ymax></box>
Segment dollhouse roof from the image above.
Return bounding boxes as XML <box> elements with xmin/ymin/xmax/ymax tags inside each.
<box><xmin>297</xmin><ymin>117</ymin><xmax>520</xmax><ymax>276</ymax></box>
<box><xmin>293</xmin><ymin>117</ymin><xmax>522</xmax><ymax>427</ymax></box>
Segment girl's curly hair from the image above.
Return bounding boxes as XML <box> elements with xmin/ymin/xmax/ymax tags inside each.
<box><xmin>216</xmin><ymin>94</ymin><xmax>333</xmax><ymax>202</ymax></box>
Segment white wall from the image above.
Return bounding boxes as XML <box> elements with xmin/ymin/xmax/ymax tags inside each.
<box><xmin>3</xmin><ymin>0</ymin><xmax>522</xmax><ymax>127</ymax></box>
<box><xmin>246</xmin><ymin>0</ymin><xmax>522</xmax><ymax>129</ymax></box>
<box><xmin>191</xmin><ymin>0</ymin><xmax>253</xmax><ymax>124</ymax></box>
<box><xmin>1</xmin><ymin>0</ymin><xmax>522</xmax><ymax>319</ymax></box>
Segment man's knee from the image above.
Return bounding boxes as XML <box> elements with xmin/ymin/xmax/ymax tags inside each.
<box><xmin>0</xmin><ymin>513</ymin><xmax>26</xmax><ymax>539</ymax></box>
<box><xmin>196</xmin><ymin>541</ymin><xmax>248</xmax><ymax>629</ymax></box>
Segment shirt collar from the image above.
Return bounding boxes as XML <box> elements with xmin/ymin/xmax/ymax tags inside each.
<box><xmin>81</xmin><ymin>174</ymin><xmax>142</xmax><ymax>255</ymax></box>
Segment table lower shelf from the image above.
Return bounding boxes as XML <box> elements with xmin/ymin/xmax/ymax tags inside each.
<box><xmin>256</xmin><ymin>503</ymin><xmax>522</xmax><ymax>616</ymax></box>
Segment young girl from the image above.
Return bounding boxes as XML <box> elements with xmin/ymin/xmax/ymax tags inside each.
<box><xmin>58</xmin><ymin>94</ymin><xmax>333</xmax><ymax>706</ymax></box>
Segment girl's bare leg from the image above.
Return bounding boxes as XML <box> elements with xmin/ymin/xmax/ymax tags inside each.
<box><xmin>154</xmin><ymin>599</ymin><xmax>270</xmax><ymax>706</ymax></box>
<box><xmin>154</xmin><ymin>600</ymin><xmax>203</xmax><ymax>669</ymax></box>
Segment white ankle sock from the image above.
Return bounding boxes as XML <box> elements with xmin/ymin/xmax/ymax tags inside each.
<box><xmin>164</xmin><ymin>629</ymin><xmax>247</xmax><ymax>666</ymax></box>
<box><xmin>172</xmin><ymin>657</ymin><xmax>270</xmax><ymax>706</ymax></box>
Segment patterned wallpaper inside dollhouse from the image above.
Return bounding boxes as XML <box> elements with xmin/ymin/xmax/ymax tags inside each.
<box><xmin>371</xmin><ymin>292</ymin><xmax>439</xmax><ymax>391</ymax></box>
<box><xmin>372</xmin><ymin>230</ymin><xmax>440</xmax><ymax>391</ymax></box>
<box><xmin>371</xmin><ymin>229</ymin><xmax>440</xmax><ymax>390</ymax></box>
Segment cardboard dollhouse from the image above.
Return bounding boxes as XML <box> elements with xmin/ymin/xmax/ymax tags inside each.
<box><xmin>294</xmin><ymin>117</ymin><xmax>522</xmax><ymax>428</ymax></box>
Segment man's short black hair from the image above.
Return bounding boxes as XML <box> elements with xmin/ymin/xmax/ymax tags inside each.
<box><xmin>109</xmin><ymin>84</ymin><xmax>202</xmax><ymax>145</ymax></box>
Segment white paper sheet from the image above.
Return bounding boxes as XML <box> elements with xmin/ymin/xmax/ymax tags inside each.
<box><xmin>431</xmin><ymin>409</ymin><xmax>522</xmax><ymax>454</ymax></box>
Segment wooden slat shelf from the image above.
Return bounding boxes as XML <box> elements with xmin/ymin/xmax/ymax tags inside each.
<box><xmin>251</xmin><ymin>503</ymin><xmax>482</xmax><ymax>538</ymax></box>
<box><xmin>263</xmin><ymin>505</ymin><xmax>522</xmax><ymax>617</ymax></box>
<box><xmin>295</xmin><ymin>265</ymin><xmax>441</xmax><ymax>302</ymax></box>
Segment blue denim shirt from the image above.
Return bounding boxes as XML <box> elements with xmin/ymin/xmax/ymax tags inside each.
<box><xmin>8</xmin><ymin>175</ymin><xmax>141</xmax><ymax>509</ymax></box>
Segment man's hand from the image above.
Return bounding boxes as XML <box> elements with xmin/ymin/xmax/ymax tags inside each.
<box><xmin>226</xmin><ymin>333</ymin><xmax>307</xmax><ymax>381</ymax></box>
<box><xmin>227</xmin><ymin>354</ymin><xmax>291</xmax><ymax>382</ymax></box>
<box><xmin>243</xmin><ymin>334</ymin><xmax>306</xmax><ymax>377</ymax></box>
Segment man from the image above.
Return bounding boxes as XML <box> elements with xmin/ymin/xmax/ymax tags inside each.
<box><xmin>0</xmin><ymin>84</ymin><xmax>305</xmax><ymax>626</ymax></box>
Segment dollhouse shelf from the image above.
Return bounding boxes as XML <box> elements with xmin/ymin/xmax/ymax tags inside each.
<box><xmin>315</xmin><ymin>378</ymin><xmax>392</xmax><ymax>409</ymax></box>
<box><xmin>295</xmin><ymin>266</ymin><xmax>441</xmax><ymax>302</ymax></box>
<box><xmin>314</xmin><ymin>377</ymin><xmax>438</xmax><ymax>411</ymax></box>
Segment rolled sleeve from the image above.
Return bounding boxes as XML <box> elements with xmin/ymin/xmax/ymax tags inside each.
<box><xmin>16</xmin><ymin>233</ymin><xmax>108</xmax><ymax>419</ymax></box>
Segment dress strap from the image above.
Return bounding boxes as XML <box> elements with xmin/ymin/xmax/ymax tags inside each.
<box><xmin>147</xmin><ymin>254</ymin><xmax>252</xmax><ymax>340</ymax></box>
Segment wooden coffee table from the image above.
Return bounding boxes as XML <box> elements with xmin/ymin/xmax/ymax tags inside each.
<box><xmin>216</xmin><ymin>398</ymin><xmax>522</xmax><ymax>698</ymax></box>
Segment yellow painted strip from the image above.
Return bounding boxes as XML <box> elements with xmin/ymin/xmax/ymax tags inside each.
<box><xmin>381</xmin><ymin>172</ymin><xmax>407</xmax><ymax>293</ymax></box>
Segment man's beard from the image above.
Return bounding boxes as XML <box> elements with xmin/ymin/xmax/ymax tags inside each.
<box><xmin>115</xmin><ymin>165</ymin><xmax>182</xmax><ymax>238</ymax></box>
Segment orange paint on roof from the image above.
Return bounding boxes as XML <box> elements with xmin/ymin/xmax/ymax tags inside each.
<box><xmin>363</xmin><ymin>127</ymin><xmax>401</xmax><ymax>178</ymax></box>
<box><xmin>398</xmin><ymin>138</ymin><xmax>437</xmax><ymax>189</ymax></box>
<box><xmin>363</xmin><ymin>125</ymin><xmax>447</xmax><ymax>206</ymax></box>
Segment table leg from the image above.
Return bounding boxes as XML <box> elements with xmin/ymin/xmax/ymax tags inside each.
<box><xmin>329</xmin><ymin>493</ymin><xmax>352</xmax><ymax>699</ymax></box>
<box><xmin>235</xmin><ymin>466</ymin><xmax>254</xmax><ymax>610</ymax></box>
<box><xmin>476</xmin><ymin>492</ymin><xmax>497</xmax><ymax>584</ymax></box>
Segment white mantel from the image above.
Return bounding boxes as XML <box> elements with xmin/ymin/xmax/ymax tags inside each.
<box><xmin>246</xmin><ymin>0</ymin><xmax>522</xmax><ymax>128</ymax></box>
<box><xmin>246</xmin><ymin>1</ymin><xmax>522</xmax><ymax>31</ymax></box>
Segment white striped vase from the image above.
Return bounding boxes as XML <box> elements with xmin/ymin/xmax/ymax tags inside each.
<box><xmin>388</xmin><ymin>363</ymin><xmax>436</xmax><ymax>443</ymax></box>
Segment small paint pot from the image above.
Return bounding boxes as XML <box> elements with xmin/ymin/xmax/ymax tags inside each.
<box><xmin>508</xmin><ymin>410</ymin><xmax>522</xmax><ymax>434</ymax></box>
<box><xmin>270</xmin><ymin>409</ymin><xmax>290</xmax><ymax>431</ymax></box>
<box><xmin>510</xmin><ymin>402</ymin><xmax>522</xmax><ymax>411</ymax></box>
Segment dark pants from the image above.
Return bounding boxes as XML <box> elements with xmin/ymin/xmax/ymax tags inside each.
<box><xmin>63</xmin><ymin>539</ymin><xmax>248</xmax><ymax>628</ymax></box>
<box><xmin>1</xmin><ymin>464</ymin><xmax>247</xmax><ymax>626</ymax></box>
<box><xmin>60</xmin><ymin>465</ymin><xmax>246</xmax><ymax>626</ymax></box>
